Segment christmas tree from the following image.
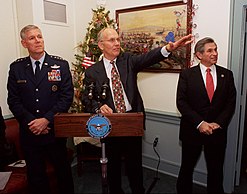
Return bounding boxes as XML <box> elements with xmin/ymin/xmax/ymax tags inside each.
<box><xmin>71</xmin><ymin>6</ymin><xmax>116</xmax><ymax>113</ymax></box>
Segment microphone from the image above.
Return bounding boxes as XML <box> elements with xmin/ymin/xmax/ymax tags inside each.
<box><xmin>87</xmin><ymin>82</ymin><xmax>95</xmax><ymax>100</ymax></box>
<box><xmin>101</xmin><ymin>80</ymin><xmax>109</xmax><ymax>100</ymax></box>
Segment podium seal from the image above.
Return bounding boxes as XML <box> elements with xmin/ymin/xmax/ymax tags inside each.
<box><xmin>86</xmin><ymin>114</ymin><xmax>111</xmax><ymax>138</ymax></box>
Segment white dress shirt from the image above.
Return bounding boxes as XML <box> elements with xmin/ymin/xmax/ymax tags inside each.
<box><xmin>30</xmin><ymin>53</ymin><xmax>46</xmax><ymax>74</ymax></box>
<box><xmin>103</xmin><ymin>47</ymin><xmax>170</xmax><ymax>112</ymax></box>
<box><xmin>200</xmin><ymin>63</ymin><xmax>217</xmax><ymax>91</ymax></box>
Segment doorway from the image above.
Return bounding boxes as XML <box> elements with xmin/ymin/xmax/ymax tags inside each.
<box><xmin>237</xmin><ymin>16</ymin><xmax>247</xmax><ymax>187</ymax></box>
<box><xmin>234</xmin><ymin>7</ymin><xmax>247</xmax><ymax>192</ymax></box>
<box><xmin>224</xmin><ymin>2</ymin><xmax>247</xmax><ymax>193</ymax></box>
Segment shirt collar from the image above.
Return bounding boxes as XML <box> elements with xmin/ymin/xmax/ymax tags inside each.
<box><xmin>200</xmin><ymin>63</ymin><xmax>216</xmax><ymax>73</ymax></box>
<box><xmin>103</xmin><ymin>57</ymin><xmax>116</xmax><ymax>68</ymax></box>
<box><xmin>30</xmin><ymin>53</ymin><xmax>46</xmax><ymax>67</ymax></box>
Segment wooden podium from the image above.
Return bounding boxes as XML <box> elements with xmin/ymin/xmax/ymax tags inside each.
<box><xmin>54</xmin><ymin>112</ymin><xmax>144</xmax><ymax>194</ymax></box>
<box><xmin>54</xmin><ymin>112</ymin><xmax>144</xmax><ymax>137</ymax></box>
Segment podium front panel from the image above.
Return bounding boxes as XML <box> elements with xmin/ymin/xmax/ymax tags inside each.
<box><xmin>54</xmin><ymin>113</ymin><xmax>144</xmax><ymax>137</ymax></box>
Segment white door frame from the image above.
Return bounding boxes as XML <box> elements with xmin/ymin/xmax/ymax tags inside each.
<box><xmin>224</xmin><ymin>0</ymin><xmax>247</xmax><ymax>193</ymax></box>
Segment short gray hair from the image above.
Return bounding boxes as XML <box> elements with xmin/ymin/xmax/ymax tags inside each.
<box><xmin>20</xmin><ymin>25</ymin><xmax>40</xmax><ymax>40</ymax></box>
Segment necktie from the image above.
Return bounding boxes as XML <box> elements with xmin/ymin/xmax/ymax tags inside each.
<box><xmin>206</xmin><ymin>68</ymin><xmax>214</xmax><ymax>102</ymax></box>
<box><xmin>111</xmin><ymin>61</ymin><xmax>126</xmax><ymax>113</ymax></box>
<box><xmin>35</xmin><ymin>61</ymin><xmax>41</xmax><ymax>79</ymax></box>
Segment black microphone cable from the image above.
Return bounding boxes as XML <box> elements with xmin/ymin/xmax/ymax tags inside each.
<box><xmin>146</xmin><ymin>137</ymin><xmax>160</xmax><ymax>194</ymax></box>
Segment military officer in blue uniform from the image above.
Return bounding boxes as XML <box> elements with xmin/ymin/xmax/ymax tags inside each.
<box><xmin>7</xmin><ymin>25</ymin><xmax>74</xmax><ymax>194</ymax></box>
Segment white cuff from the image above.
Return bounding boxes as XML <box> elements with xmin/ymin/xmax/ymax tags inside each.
<box><xmin>161</xmin><ymin>46</ymin><xmax>171</xmax><ymax>57</ymax></box>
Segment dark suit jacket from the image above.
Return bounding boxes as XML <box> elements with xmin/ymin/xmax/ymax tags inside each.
<box><xmin>0</xmin><ymin>107</ymin><xmax>6</xmax><ymax>137</ymax></box>
<box><xmin>7</xmin><ymin>53</ymin><xmax>74</xmax><ymax>146</ymax></box>
<box><xmin>176</xmin><ymin>64</ymin><xmax>236</xmax><ymax>145</ymax></box>
<box><xmin>82</xmin><ymin>47</ymin><xmax>165</xmax><ymax>114</ymax></box>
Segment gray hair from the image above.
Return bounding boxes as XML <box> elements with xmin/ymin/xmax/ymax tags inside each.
<box><xmin>97</xmin><ymin>27</ymin><xmax>116</xmax><ymax>43</ymax></box>
<box><xmin>194</xmin><ymin>37</ymin><xmax>216</xmax><ymax>54</ymax></box>
<box><xmin>20</xmin><ymin>25</ymin><xmax>40</xmax><ymax>40</ymax></box>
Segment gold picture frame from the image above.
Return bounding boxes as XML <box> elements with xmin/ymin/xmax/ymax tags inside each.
<box><xmin>116</xmin><ymin>0</ymin><xmax>192</xmax><ymax>72</ymax></box>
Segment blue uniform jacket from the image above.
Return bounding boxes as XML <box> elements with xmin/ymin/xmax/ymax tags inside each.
<box><xmin>7</xmin><ymin>53</ymin><xmax>74</xmax><ymax>145</ymax></box>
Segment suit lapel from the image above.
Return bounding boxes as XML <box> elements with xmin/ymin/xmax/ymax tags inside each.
<box><xmin>116</xmin><ymin>57</ymin><xmax>127</xmax><ymax>89</ymax></box>
<box><xmin>213</xmin><ymin>65</ymin><xmax>225</xmax><ymax>99</ymax></box>
<box><xmin>25</xmin><ymin>58</ymin><xmax>36</xmax><ymax>85</ymax></box>
<box><xmin>95</xmin><ymin>60</ymin><xmax>108</xmax><ymax>84</ymax></box>
<box><xmin>38</xmin><ymin>61</ymin><xmax>49</xmax><ymax>85</ymax></box>
<box><xmin>194</xmin><ymin>65</ymin><xmax>208</xmax><ymax>96</ymax></box>
<box><xmin>34</xmin><ymin>55</ymin><xmax>51</xmax><ymax>86</ymax></box>
<box><xmin>95</xmin><ymin>60</ymin><xmax>115</xmax><ymax>109</ymax></box>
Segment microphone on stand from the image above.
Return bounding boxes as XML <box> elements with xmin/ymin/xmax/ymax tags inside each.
<box><xmin>101</xmin><ymin>80</ymin><xmax>109</xmax><ymax>100</ymax></box>
<box><xmin>87</xmin><ymin>82</ymin><xmax>95</xmax><ymax>100</ymax></box>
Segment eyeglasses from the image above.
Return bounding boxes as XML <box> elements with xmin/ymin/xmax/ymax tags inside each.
<box><xmin>101</xmin><ymin>38</ymin><xmax>121</xmax><ymax>43</ymax></box>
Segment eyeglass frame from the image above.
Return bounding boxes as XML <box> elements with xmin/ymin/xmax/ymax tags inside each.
<box><xmin>100</xmin><ymin>38</ymin><xmax>121</xmax><ymax>43</ymax></box>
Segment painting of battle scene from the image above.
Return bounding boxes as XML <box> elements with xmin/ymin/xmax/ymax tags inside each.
<box><xmin>116</xmin><ymin>1</ymin><xmax>191</xmax><ymax>72</ymax></box>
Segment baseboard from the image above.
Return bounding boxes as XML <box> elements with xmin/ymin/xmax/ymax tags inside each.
<box><xmin>142</xmin><ymin>150</ymin><xmax>207</xmax><ymax>187</ymax></box>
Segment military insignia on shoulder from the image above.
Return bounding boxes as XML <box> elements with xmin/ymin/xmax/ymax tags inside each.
<box><xmin>51</xmin><ymin>55</ymin><xmax>65</xmax><ymax>61</ymax></box>
<box><xmin>14</xmin><ymin>57</ymin><xmax>28</xmax><ymax>63</ymax></box>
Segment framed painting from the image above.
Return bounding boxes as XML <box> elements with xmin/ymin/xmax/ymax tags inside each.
<box><xmin>116</xmin><ymin>0</ymin><xmax>192</xmax><ymax>72</ymax></box>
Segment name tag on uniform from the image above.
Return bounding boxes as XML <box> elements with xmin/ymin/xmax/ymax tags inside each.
<box><xmin>48</xmin><ymin>70</ymin><xmax>61</xmax><ymax>81</ymax></box>
<box><xmin>17</xmin><ymin>80</ymin><xmax>27</xmax><ymax>83</ymax></box>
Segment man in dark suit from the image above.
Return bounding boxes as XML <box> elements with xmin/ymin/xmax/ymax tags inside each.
<box><xmin>82</xmin><ymin>27</ymin><xmax>193</xmax><ymax>194</ymax></box>
<box><xmin>7</xmin><ymin>25</ymin><xmax>74</xmax><ymax>194</ymax></box>
<box><xmin>176</xmin><ymin>37</ymin><xmax>236</xmax><ymax>194</ymax></box>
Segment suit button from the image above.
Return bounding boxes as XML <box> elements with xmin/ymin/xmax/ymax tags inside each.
<box><xmin>36</xmin><ymin>110</ymin><xmax>40</xmax><ymax>113</ymax></box>
<box><xmin>36</xmin><ymin>88</ymin><xmax>39</xmax><ymax>91</ymax></box>
<box><xmin>36</xmin><ymin>99</ymin><xmax>39</xmax><ymax>102</ymax></box>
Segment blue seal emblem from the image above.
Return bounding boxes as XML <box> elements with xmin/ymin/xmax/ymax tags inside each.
<box><xmin>86</xmin><ymin>114</ymin><xmax>111</xmax><ymax>139</ymax></box>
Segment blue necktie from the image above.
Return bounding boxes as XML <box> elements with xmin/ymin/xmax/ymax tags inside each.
<box><xmin>35</xmin><ymin>61</ymin><xmax>41</xmax><ymax>79</ymax></box>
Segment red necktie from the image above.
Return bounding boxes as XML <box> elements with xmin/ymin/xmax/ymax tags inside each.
<box><xmin>111</xmin><ymin>61</ymin><xmax>126</xmax><ymax>113</ymax></box>
<box><xmin>206</xmin><ymin>68</ymin><xmax>214</xmax><ymax>102</ymax></box>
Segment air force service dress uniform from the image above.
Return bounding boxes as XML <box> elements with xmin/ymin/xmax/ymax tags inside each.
<box><xmin>7</xmin><ymin>52</ymin><xmax>74</xmax><ymax>194</ymax></box>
